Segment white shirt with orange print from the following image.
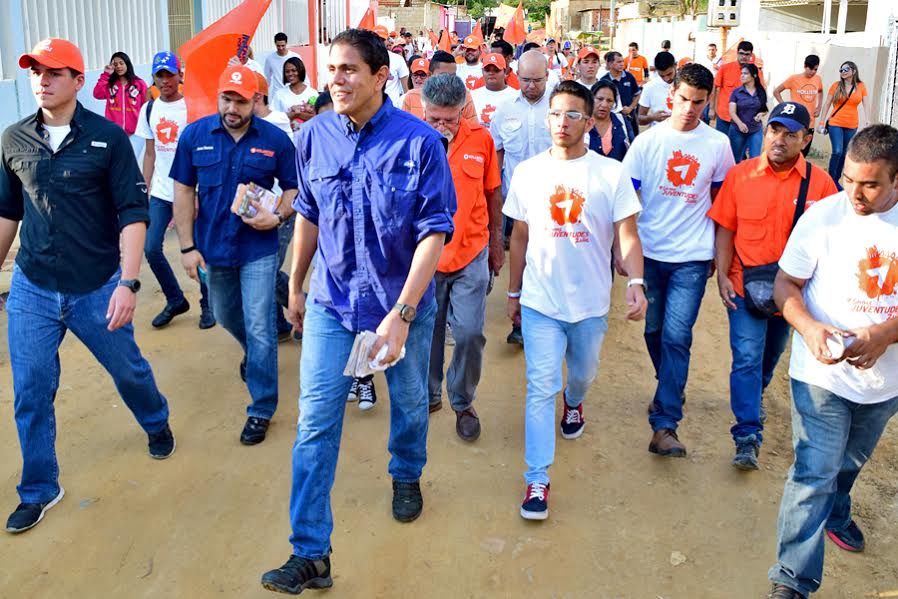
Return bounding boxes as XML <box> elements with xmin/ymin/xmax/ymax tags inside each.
<box><xmin>779</xmin><ymin>193</ymin><xmax>898</xmax><ymax>404</ymax></box>
<box><xmin>502</xmin><ymin>150</ymin><xmax>641</xmax><ymax>322</ymax></box>
<box><xmin>470</xmin><ymin>86</ymin><xmax>517</xmax><ymax>128</ymax></box>
<box><xmin>136</xmin><ymin>97</ymin><xmax>187</xmax><ymax>202</ymax></box>
<box><xmin>457</xmin><ymin>63</ymin><xmax>483</xmax><ymax>90</ymax></box>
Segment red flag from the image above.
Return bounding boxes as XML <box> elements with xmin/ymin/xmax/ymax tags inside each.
<box><xmin>357</xmin><ymin>7</ymin><xmax>376</xmax><ymax>30</ymax></box>
<box><xmin>428</xmin><ymin>28</ymin><xmax>440</xmax><ymax>48</ymax></box>
<box><xmin>438</xmin><ymin>29</ymin><xmax>451</xmax><ymax>53</ymax></box>
<box><xmin>504</xmin><ymin>1</ymin><xmax>526</xmax><ymax>46</ymax></box>
<box><xmin>179</xmin><ymin>0</ymin><xmax>272</xmax><ymax>122</ymax></box>
<box><xmin>472</xmin><ymin>21</ymin><xmax>483</xmax><ymax>40</ymax></box>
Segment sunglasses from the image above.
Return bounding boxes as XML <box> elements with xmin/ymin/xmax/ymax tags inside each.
<box><xmin>839</xmin><ymin>67</ymin><xmax>852</xmax><ymax>73</ymax></box>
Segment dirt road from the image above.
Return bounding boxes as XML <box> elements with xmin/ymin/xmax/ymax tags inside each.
<box><xmin>1</xmin><ymin>238</ymin><xmax>897</xmax><ymax>599</ymax></box>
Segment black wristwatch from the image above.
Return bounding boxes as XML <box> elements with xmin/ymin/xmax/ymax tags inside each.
<box><xmin>393</xmin><ymin>303</ymin><xmax>417</xmax><ymax>323</ymax></box>
<box><xmin>119</xmin><ymin>279</ymin><xmax>141</xmax><ymax>293</ymax></box>
<box><xmin>275</xmin><ymin>211</ymin><xmax>287</xmax><ymax>225</ymax></box>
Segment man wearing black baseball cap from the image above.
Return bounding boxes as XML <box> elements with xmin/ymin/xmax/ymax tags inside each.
<box><xmin>708</xmin><ymin>100</ymin><xmax>837</xmax><ymax>471</ymax></box>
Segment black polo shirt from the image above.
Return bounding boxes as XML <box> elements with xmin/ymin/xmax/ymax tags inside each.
<box><xmin>0</xmin><ymin>102</ymin><xmax>149</xmax><ymax>294</ymax></box>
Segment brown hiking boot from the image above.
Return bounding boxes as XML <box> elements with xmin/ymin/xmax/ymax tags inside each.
<box><xmin>768</xmin><ymin>584</ymin><xmax>806</xmax><ymax>599</ymax></box>
<box><xmin>649</xmin><ymin>428</ymin><xmax>687</xmax><ymax>457</ymax></box>
<box><xmin>455</xmin><ymin>407</ymin><xmax>481</xmax><ymax>441</ymax></box>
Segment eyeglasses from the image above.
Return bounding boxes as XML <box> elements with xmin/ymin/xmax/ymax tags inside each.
<box><xmin>424</xmin><ymin>113</ymin><xmax>461</xmax><ymax>127</ymax></box>
<box><xmin>547</xmin><ymin>110</ymin><xmax>587</xmax><ymax>121</ymax></box>
<box><xmin>519</xmin><ymin>76</ymin><xmax>547</xmax><ymax>86</ymax></box>
<box><xmin>839</xmin><ymin>67</ymin><xmax>852</xmax><ymax>73</ymax></box>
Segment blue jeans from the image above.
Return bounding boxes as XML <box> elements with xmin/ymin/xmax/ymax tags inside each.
<box><xmin>701</xmin><ymin>104</ymin><xmax>711</xmax><ymax>124</ymax></box>
<box><xmin>715</xmin><ymin>117</ymin><xmax>731</xmax><ymax>136</ymax></box>
<box><xmin>6</xmin><ymin>266</ymin><xmax>170</xmax><ymax>504</ymax></box>
<box><xmin>145</xmin><ymin>196</ymin><xmax>209</xmax><ymax>307</ymax></box>
<box><xmin>288</xmin><ymin>299</ymin><xmax>437</xmax><ymax>559</ymax></box>
<box><xmin>769</xmin><ymin>380</ymin><xmax>898</xmax><ymax>596</ymax></box>
<box><xmin>728</xmin><ymin>127</ymin><xmax>763</xmax><ymax>164</ymax></box>
<box><xmin>206</xmin><ymin>253</ymin><xmax>279</xmax><ymax>419</ymax></box>
<box><xmin>521</xmin><ymin>306</ymin><xmax>608</xmax><ymax>484</ymax></box>
<box><xmin>275</xmin><ymin>215</ymin><xmax>296</xmax><ymax>333</ymax></box>
<box><xmin>726</xmin><ymin>294</ymin><xmax>791</xmax><ymax>442</ymax></box>
<box><xmin>644</xmin><ymin>258</ymin><xmax>711</xmax><ymax>432</ymax></box>
<box><xmin>827</xmin><ymin>125</ymin><xmax>857</xmax><ymax>189</ymax></box>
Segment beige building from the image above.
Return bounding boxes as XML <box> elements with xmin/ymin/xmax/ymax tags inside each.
<box><xmin>549</xmin><ymin>0</ymin><xmax>611</xmax><ymax>38</ymax></box>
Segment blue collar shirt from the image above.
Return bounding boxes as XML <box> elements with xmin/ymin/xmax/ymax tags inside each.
<box><xmin>293</xmin><ymin>98</ymin><xmax>456</xmax><ymax>333</ymax></box>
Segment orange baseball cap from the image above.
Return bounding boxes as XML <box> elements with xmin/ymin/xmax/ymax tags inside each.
<box><xmin>218</xmin><ymin>65</ymin><xmax>258</xmax><ymax>99</ymax></box>
<box><xmin>482</xmin><ymin>53</ymin><xmax>507</xmax><ymax>70</ymax></box>
<box><xmin>373</xmin><ymin>25</ymin><xmax>389</xmax><ymax>39</ymax></box>
<box><xmin>19</xmin><ymin>38</ymin><xmax>85</xmax><ymax>74</ymax></box>
<box><xmin>411</xmin><ymin>58</ymin><xmax>430</xmax><ymax>74</ymax></box>
<box><xmin>254</xmin><ymin>71</ymin><xmax>269</xmax><ymax>97</ymax></box>
<box><xmin>577</xmin><ymin>46</ymin><xmax>600</xmax><ymax>60</ymax></box>
<box><xmin>389</xmin><ymin>30</ymin><xmax>398</xmax><ymax>38</ymax></box>
<box><xmin>462</xmin><ymin>35</ymin><xmax>481</xmax><ymax>50</ymax></box>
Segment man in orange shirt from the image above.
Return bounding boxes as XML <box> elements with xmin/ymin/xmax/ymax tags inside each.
<box><xmin>710</xmin><ymin>40</ymin><xmax>761</xmax><ymax>136</ymax></box>
<box><xmin>773</xmin><ymin>55</ymin><xmax>823</xmax><ymax>157</ymax></box>
<box><xmin>625</xmin><ymin>42</ymin><xmax>649</xmax><ymax>86</ymax></box>
<box><xmin>421</xmin><ymin>74</ymin><xmax>503</xmax><ymax>440</ymax></box>
<box><xmin>471</xmin><ymin>40</ymin><xmax>520</xmax><ymax>91</ymax></box>
<box><xmin>708</xmin><ymin>102</ymin><xmax>837</xmax><ymax>470</ymax></box>
<box><xmin>401</xmin><ymin>51</ymin><xmax>479</xmax><ymax>125</ymax></box>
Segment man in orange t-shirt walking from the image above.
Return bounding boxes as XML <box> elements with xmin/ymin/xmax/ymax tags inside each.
<box><xmin>421</xmin><ymin>74</ymin><xmax>504</xmax><ymax>441</ymax></box>
<box><xmin>710</xmin><ymin>40</ymin><xmax>762</xmax><ymax>136</ymax></box>
<box><xmin>707</xmin><ymin>102</ymin><xmax>837</xmax><ymax>471</ymax></box>
<box><xmin>624</xmin><ymin>42</ymin><xmax>649</xmax><ymax>87</ymax></box>
<box><xmin>773</xmin><ymin>55</ymin><xmax>823</xmax><ymax>157</ymax></box>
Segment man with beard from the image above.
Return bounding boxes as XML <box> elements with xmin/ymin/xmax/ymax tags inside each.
<box><xmin>457</xmin><ymin>35</ymin><xmax>484</xmax><ymax>90</ymax></box>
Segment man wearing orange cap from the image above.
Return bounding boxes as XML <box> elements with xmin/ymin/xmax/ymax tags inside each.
<box><xmin>1</xmin><ymin>38</ymin><xmax>175</xmax><ymax>533</ymax></box>
<box><xmin>374</xmin><ymin>25</ymin><xmax>409</xmax><ymax>106</ymax></box>
<box><xmin>573</xmin><ymin>46</ymin><xmax>602</xmax><ymax>90</ymax></box>
<box><xmin>170</xmin><ymin>65</ymin><xmax>299</xmax><ymax>446</ymax></box>
<box><xmin>401</xmin><ymin>51</ymin><xmax>479</xmax><ymax>125</ymax></box>
<box><xmin>470</xmin><ymin>53</ymin><xmax>517</xmax><ymax>128</ymax></box>
<box><xmin>457</xmin><ymin>35</ymin><xmax>484</xmax><ymax>90</ymax></box>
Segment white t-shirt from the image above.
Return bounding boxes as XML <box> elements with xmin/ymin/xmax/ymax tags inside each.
<box><xmin>44</xmin><ymin>124</ymin><xmax>71</xmax><ymax>153</ymax></box>
<box><xmin>503</xmin><ymin>150</ymin><xmax>642</xmax><ymax>322</ymax></box>
<box><xmin>136</xmin><ymin>97</ymin><xmax>188</xmax><ymax>202</ymax></box>
<box><xmin>779</xmin><ymin>193</ymin><xmax>898</xmax><ymax>404</ymax></box>
<box><xmin>638</xmin><ymin>77</ymin><xmax>672</xmax><ymax>127</ymax></box>
<box><xmin>470</xmin><ymin>86</ymin><xmax>518</xmax><ymax>128</ymax></box>
<box><xmin>622</xmin><ymin>120</ymin><xmax>734</xmax><ymax>262</ymax></box>
<box><xmin>457</xmin><ymin>63</ymin><xmax>483</xmax><ymax>90</ymax></box>
<box><xmin>264</xmin><ymin>50</ymin><xmax>302</xmax><ymax>95</ymax></box>
<box><xmin>271</xmin><ymin>85</ymin><xmax>318</xmax><ymax>116</ymax></box>
<box><xmin>244</xmin><ymin>58</ymin><xmax>264</xmax><ymax>74</ymax></box>
<box><xmin>385</xmin><ymin>52</ymin><xmax>410</xmax><ymax>106</ymax></box>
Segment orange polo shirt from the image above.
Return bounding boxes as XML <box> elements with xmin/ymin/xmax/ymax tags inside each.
<box><xmin>624</xmin><ymin>54</ymin><xmax>648</xmax><ymax>86</ymax></box>
<box><xmin>400</xmin><ymin>87</ymin><xmax>479</xmax><ymax>127</ymax></box>
<box><xmin>439</xmin><ymin>120</ymin><xmax>502</xmax><ymax>273</ymax></box>
<box><xmin>707</xmin><ymin>153</ymin><xmax>838</xmax><ymax>295</ymax></box>
<box><xmin>715</xmin><ymin>61</ymin><xmax>764</xmax><ymax>121</ymax></box>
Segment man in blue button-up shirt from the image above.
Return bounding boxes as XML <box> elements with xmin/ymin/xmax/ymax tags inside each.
<box><xmin>261</xmin><ymin>30</ymin><xmax>455</xmax><ymax>594</ymax></box>
<box><xmin>170</xmin><ymin>65</ymin><xmax>298</xmax><ymax>446</ymax></box>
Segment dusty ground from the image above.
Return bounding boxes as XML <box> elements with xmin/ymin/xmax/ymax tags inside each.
<box><xmin>1</xmin><ymin>231</ymin><xmax>897</xmax><ymax>599</ymax></box>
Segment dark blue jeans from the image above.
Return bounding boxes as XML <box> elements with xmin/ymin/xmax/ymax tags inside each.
<box><xmin>727</xmin><ymin>127</ymin><xmax>763</xmax><ymax>164</ymax></box>
<box><xmin>644</xmin><ymin>257</ymin><xmax>711</xmax><ymax>432</ymax></box>
<box><xmin>145</xmin><ymin>196</ymin><xmax>209</xmax><ymax>307</ymax></box>
<box><xmin>726</xmin><ymin>294</ymin><xmax>791</xmax><ymax>443</ymax></box>
<box><xmin>715</xmin><ymin>117</ymin><xmax>731</xmax><ymax>136</ymax></box>
<box><xmin>827</xmin><ymin>125</ymin><xmax>857</xmax><ymax>189</ymax></box>
<box><xmin>275</xmin><ymin>215</ymin><xmax>296</xmax><ymax>333</ymax></box>
<box><xmin>6</xmin><ymin>266</ymin><xmax>170</xmax><ymax>504</ymax></box>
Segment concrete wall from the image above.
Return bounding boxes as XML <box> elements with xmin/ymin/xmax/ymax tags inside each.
<box><xmin>759</xmin><ymin>4</ymin><xmax>868</xmax><ymax>34</ymax></box>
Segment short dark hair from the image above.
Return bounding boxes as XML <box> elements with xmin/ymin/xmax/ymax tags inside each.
<box><xmin>275</xmin><ymin>32</ymin><xmax>288</xmax><ymax>43</ymax></box>
<box><xmin>590</xmin><ymin>79</ymin><xmax>619</xmax><ymax>104</ymax></box>
<box><xmin>429</xmin><ymin>50</ymin><xmax>455</xmax><ymax>73</ymax></box>
<box><xmin>550</xmin><ymin>80</ymin><xmax>594</xmax><ymax>117</ymax></box>
<box><xmin>491</xmin><ymin>39</ymin><xmax>514</xmax><ymax>59</ymax></box>
<box><xmin>605</xmin><ymin>51</ymin><xmax>621</xmax><ymax>64</ymax></box>
<box><xmin>283</xmin><ymin>56</ymin><xmax>307</xmax><ymax>85</ymax></box>
<box><xmin>654</xmin><ymin>51</ymin><xmax>676</xmax><ymax>72</ymax></box>
<box><xmin>661</xmin><ymin>40</ymin><xmax>671</xmax><ymax>50</ymax></box>
<box><xmin>804</xmin><ymin>54</ymin><xmax>820</xmax><ymax>69</ymax></box>
<box><xmin>672</xmin><ymin>62</ymin><xmax>714</xmax><ymax>94</ymax></box>
<box><xmin>314</xmin><ymin>91</ymin><xmax>333</xmax><ymax>114</ymax></box>
<box><xmin>737</xmin><ymin>40</ymin><xmax>753</xmax><ymax>53</ymax></box>
<box><xmin>708</xmin><ymin>43</ymin><xmax>717</xmax><ymax>49</ymax></box>
<box><xmin>522</xmin><ymin>42</ymin><xmax>540</xmax><ymax>53</ymax></box>
<box><xmin>629</xmin><ymin>42</ymin><xmax>639</xmax><ymax>50</ymax></box>
<box><xmin>847</xmin><ymin>125</ymin><xmax>898</xmax><ymax>179</ymax></box>
<box><xmin>331</xmin><ymin>28</ymin><xmax>389</xmax><ymax>75</ymax></box>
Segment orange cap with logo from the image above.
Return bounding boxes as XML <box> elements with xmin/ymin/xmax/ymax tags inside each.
<box><xmin>218</xmin><ymin>66</ymin><xmax>259</xmax><ymax>99</ymax></box>
<box><xmin>411</xmin><ymin>58</ymin><xmax>430</xmax><ymax>74</ymax></box>
<box><xmin>373</xmin><ymin>25</ymin><xmax>390</xmax><ymax>40</ymax></box>
<box><xmin>19</xmin><ymin>38</ymin><xmax>85</xmax><ymax>74</ymax></box>
<box><xmin>462</xmin><ymin>35</ymin><xmax>481</xmax><ymax>50</ymax></box>
<box><xmin>254</xmin><ymin>71</ymin><xmax>269</xmax><ymax>97</ymax></box>
<box><xmin>577</xmin><ymin>46</ymin><xmax>600</xmax><ymax>61</ymax></box>
<box><xmin>482</xmin><ymin>53</ymin><xmax>507</xmax><ymax>70</ymax></box>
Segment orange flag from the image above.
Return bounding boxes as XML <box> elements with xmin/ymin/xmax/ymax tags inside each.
<box><xmin>179</xmin><ymin>0</ymin><xmax>272</xmax><ymax>122</ymax></box>
<box><xmin>357</xmin><ymin>7</ymin><xmax>376</xmax><ymax>30</ymax></box>
<box><xmin>472</xmin><ymin>21</ymin><xmax>483</xmax><ymax>40</ymax></box>
<box><xmin>504</xmin><ymin>1</ymin><xmax>526</xmax><ymax>46</ymax></box>
<box><xmin>428</xmin><ymin>28</ymin><xmax>440</xmax><ymax>48</ymax></box>
<box><xmin>438</xmin><ymin>29</ymin><xmax>451</xmax><ymax>53</ymax></box>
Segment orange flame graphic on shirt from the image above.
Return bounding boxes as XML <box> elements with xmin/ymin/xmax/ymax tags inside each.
<box><xmin>549</xmin><ymin>185</ymin><xmax>585</xmax><ymax>226</ymax></box>
<box><xmin>665</xmin><ymin>150</ymin><xmax>700</xmax><ymax>187</ymax></box>
<box><xmin>155</xmin><ymin>117</ymin><xmax>179</xmax><ymax>144</ymax></box>
<box><xmin>857</xmin><ymin>246</ymin><xmax>898</xmax><ymax>299</ymax></box>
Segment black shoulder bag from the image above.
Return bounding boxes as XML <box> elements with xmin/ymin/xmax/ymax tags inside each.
<box><xmin>738</xmin><ymin>161</ymin><xmax>812</xmax><ymax>319</ymax></box>
<box><xmin>823</xmin><ymin>83</ymin><xmax>855</xmax><ymax>135</ymax></box>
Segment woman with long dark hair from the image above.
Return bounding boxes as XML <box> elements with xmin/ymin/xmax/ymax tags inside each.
<box><xmin>817</xmin><ymin>60</ymin><xmax>870</xmax><ymax>186</ymax></box>
<box><xmin>271</xmin><ymin>56</ymin><xmax>316</xmax><ymax>130</ymax></box>
<box><xmin>727</xmin><ymin>63</ymin><xmax>768</xmax><ymax>163</ymax></box>
<box><xmin>588</xmin><ymin>80</ymin><xmax>634</xmax><ymax>161</ymax></box>
<box><xmin>92</xmin><ymin>51</ymin><xmax>148</xmax><ymax>135</ymax></box>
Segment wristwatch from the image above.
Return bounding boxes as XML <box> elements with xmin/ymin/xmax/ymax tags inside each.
<box><xmin>275</xmin><ymin>211</ymin><xmax>287</xmax><ymax>225</ymax></box>
<box><xmin>393</xmin><ymin>303</ymin><xmax>417</xmax><ymax>323</ymax></box>
<box><xmin>627</xmin><ymin>278</ymin><xmax>645</xmax><ymax>289</ymax></box>
<box><xmin>119</xmin><ymin>279</ymin><xmax>141</xmax><ymax>293</ymax></box>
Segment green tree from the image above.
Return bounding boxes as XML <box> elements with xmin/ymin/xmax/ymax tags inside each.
<box><xmin>524</xmin><ymin>0</ymin><xmax>551</xmax><ymax>18</ymax></box>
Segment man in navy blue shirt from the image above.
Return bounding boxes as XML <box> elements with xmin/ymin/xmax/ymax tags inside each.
<box><xmin>261</xmin><ymin>29</ymin><xmax>455</xmax><ymax>594</ymax></box>
<box><xmin>601</xmin><ymin>51</ymin><xmax>642</xmax><ymax>135</ymax></box>
<box><xmin>170</xmin><ymin>65</ymin><xmax>298</xmax><ymax>446</ymax></box>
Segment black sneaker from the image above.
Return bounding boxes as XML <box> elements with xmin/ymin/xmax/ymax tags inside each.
<box><xmin>826</xmin><ymin>519</ymin><xmax>865</xmax><ymax>552</ymax></box>
<box><xmin>346</xmin><ymin>378</ymin><xmax>360</xmax><ymax>402</ymax></box>
<box><xmin>769</xmin><ymin>583</ymin><xmax>806</xmax><ymax>599</ymax></box>
<box><xmin>151</xmin><ymin>298</ymin><xmax>190</xmax><ymax>328</ymax></box>
<box><xmin>198</xmin><ymin>305</ymin><xmax>216</xmax><ymax>330</ymax></box>
<box><xmin>560</xmin><ymin>399</ymin><xmax>584</xmax><ymax>440</ymax></box>
<box><xmin>732</xmin><ymin>436</ymin><xmax>760</xmax><ymax>471</ymax></box>
<box><xmin>357</xmin><ymin>377</ymin><xmax>377</xmax><ymax>411</ymax></box>
<box><xmin>240</xmin><ymin>356</ymin><xmax>247</xmax><ymax>382</ymax></box>
<box><xmin>392</xmin><ymin>480</ymin><xmax>423</xmax><ymax>522</ymax></box>
<box><xmin>520</xmin><ymin>482</ymin><xmax>549</xmax><ymax>520</ymax></box>
<box><xmin>5</xmin><ymin>488</ymin><xmax>65</xmax><ymax>534</ymax></box>
<box><xmin>240</xmin><ymin>417</ymin><xmax>270</xmax><ymax>445</ymax></box>
<box><xmin>261</xmin><ymin>554</ymin><xmax>333</xmax><ymax>594</ymax></box>
<box><xmin>148</xmin><ymin>424</ymin><xmax>176</xmax><ymax>459</ymax></box>
<box><xmin>277</xmin><ymin>327</ymin><xmax>293</xmax><ymax>343</ymax></box>
<box><xmin>506</xmin><ymin>325</ymin><xmax>524</xmax><ymax>346</ymax></box>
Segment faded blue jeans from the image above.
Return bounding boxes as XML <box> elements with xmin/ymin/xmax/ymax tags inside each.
<box><xmin>827</xmin><ymin>125</ymin><xmax>857</xmax><ymax>189</ymax></box>
<box><xmin>644</xmin><ymin>258</ymin><xmax>711</xmax><ymax>432</ymax></box>
<box><xmin>288</xmin><ymin>299</ymin><xmax>437</xmax><ymax>559</ymax></box>
<box><xmin>769</xmin><ymin>380</ymin><xmax>898</xmax><ymax>596</ymax></box>
<box><xmin>521</xmin><ymin>306</ymin><xmax>608</xmax><ymax>485</ymax></box>
<box><xmin>728</xmin><ymin>126</ymin><xmax>763</xmax><ymax>164</ymax></box>
<box><xmin>6</xmin><ymin>265</ymin><xmax>170</xmax><ymax>504</ymax></box>
<box><xmin>206</xmin><ymin>253</ymin><xmax>279</xmax><ymax>419</ymax></box>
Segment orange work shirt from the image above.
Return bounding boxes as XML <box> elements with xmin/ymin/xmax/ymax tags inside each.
<box><xmin>471</xmin><ymin>71</ymin><xmax>520</xmax><ymax>90</ymax></box>
<box><xmin>715</xmin><ymin>61</ymin><xmax>764</xmax><ymax>122</ymax></box>
<box><xmin>781</xmin><ymin>73</ymin><xmax>823</xmax><ymax>127</ymax></box>
<box><xmin>826</xmin><ymin>81</ymin><xmax>867</xmax><ymax>129</ymax></box>
<box><xmin>707</xmin><ymin>153</ymin><xmax>838</xmax><ymax>296</ymax></box>
<box><xmin>624</xmin><ymin>54</ymin><xmax>648</xmax><ymax>86</ymax></box>
<box><xmin>439</xmin><ymin>120</ymin><xmax>502</xmax><ymax>273</ymax></box>
<box><xmin>401</xmin><ymin>87</ymin><xmax>479</xmax><ymax>127</ymax></box>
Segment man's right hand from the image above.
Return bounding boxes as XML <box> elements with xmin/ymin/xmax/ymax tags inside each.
<box><xmin>801</xmin><ymin>320</ymin><xmax>849</xmax><ymax>365</ymax></box>
<box><xmin>286</xmin><ymin>291</ymin><xmax>307</xmax><ymax>334</ymax></box>
<box><xmin>708</xmin><ymin>107</ymin><xmax>717</xmax><ymax>121</ymax></box>
<box><xmin>506</xmin><ymin>296</ymin><xmax>521</xmax><ymax>326</ymax></box>
<box><xmin>717</xmin><ymin>274</ymin><xmax>738</xmax><ymax>310</ymax></box>
<box><xmin>181</xmin><ymin>249</ymin><xmax>206</xmax><ymax>282</ymax></box>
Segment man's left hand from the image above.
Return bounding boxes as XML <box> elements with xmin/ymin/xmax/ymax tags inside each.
<box><xmin>624</xmin><ymin>285</ymin><xmax>647</xmax><ymax>321</ymax></box>
<box><xmin>241</xmin><ymin>199</ymin><xmax>281</xmax><ymax>231</ymax></box>
<box><xmin>369</xmin><ymin>309</ymin><xmax>410</xmax><ymax>365</ymax></box>
<box><xmin>844</xmin><ymin>324</ymin><xmax>892</xmax><ymax>370</ymax></box>
<box><xmin>106</xmin><ymin>285</ymin><xmax>137</xmax><ymax>331</ymax></box>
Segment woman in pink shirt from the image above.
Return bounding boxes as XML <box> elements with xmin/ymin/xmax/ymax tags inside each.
<box><xmin>92</xmin><ymin>52</ymin><xmax>148</xmax><ymax>135</ymax></box>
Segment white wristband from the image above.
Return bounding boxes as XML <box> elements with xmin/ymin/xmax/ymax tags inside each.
<box><xmin>627</xmin><ymin>278</ymin><xmax>645</xmax><ymax>288</ymax></box>
<box><xmin>507</xmin><ymin>291</ymin><xmax>522</xmax><ymax>298</ymax></box>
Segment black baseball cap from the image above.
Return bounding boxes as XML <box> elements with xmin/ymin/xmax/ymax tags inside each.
<box><xmin>768</xmin><ymin>101</ymin><xmax>811</xmax><ymax>132</ymax></box>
